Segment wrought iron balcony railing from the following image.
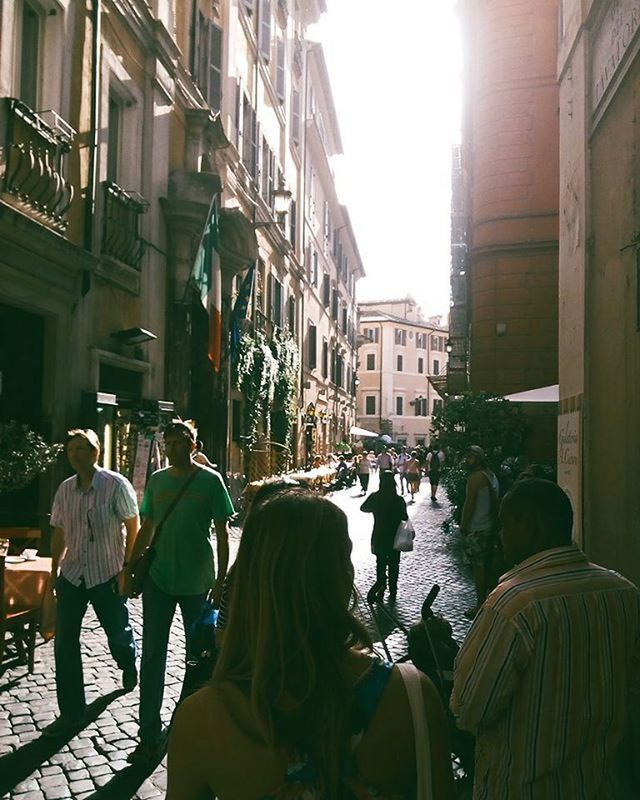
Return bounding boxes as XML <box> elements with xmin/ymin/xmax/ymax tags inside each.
<box><xmin>0</xmin><ymin>98</ymin><xmax>75</xmax><ymax>232</ymax></box>
<box><xmin>101</xmin><ymin>182</ymin><xmax>147</xmax><ymax>269</ymax></box>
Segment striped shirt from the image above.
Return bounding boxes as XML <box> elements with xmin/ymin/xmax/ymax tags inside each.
<box><xmin>450</xmin><ymin>545</ymin><xmax>640</xmax><ymax>800</ymax></box>
<box><xmin>50</xmin><ymin>466</ymin><xmax>139</xmax><ymax>589</ymax></box>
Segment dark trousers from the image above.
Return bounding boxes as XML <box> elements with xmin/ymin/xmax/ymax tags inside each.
<box><xmin>369</xmin><ymin>551</ymin><xmax>401</xmax><ymax>598</ymax></box>
<box><xmin>139</xmin><ymin>577</ymin><xmax>206</xmax><ymax>744</ymax></box>
<box><xmin>54</xmin><ymin>574</ymin><xmax>136</xmax><ymax>719</ymax></box>
<box><xmin>358</xmin><ymin>473</ymin><xmax>370</xmax><ymax>492</ymax></box>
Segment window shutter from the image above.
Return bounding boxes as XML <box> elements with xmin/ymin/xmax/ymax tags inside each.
<box><xmin>289</xmin><ymin>198</ymin><xmax>297</xmax><ymax>248</ymax></box>
<box><xmin>276</xmin><ymin>38</ymin><xmax>286</xmax><ymax>102</ymax></box>
<box><xmin>208</xmin><ymin>23</ymin><xmax>223</xmax><ymax>111</ymax></box>
<box><xmin>259</xmin><ymin>0</ymin><xmax>271</xmax><ymax>61</ymax></box>
<box><xmin>323</xmin><ymin>273</ymin><xmax>330</xmax><ymax>307</ymax></box>
<box><xmin>235</xmin><ymin>79</ymin><xmax>243</xmax><ymax>149</ymax></box>
<box><xmin>322</xmin><ymin>340</ymin><xmax>328</xmax><ymax>378</ymax></box>
<box><xmin>308</xmin><ymin>323</ymin><xmax>317</xmax><ymax>369</ymax></box>
<box><xmin>291</xmin><ymin>88</ymin><xmax>300</xmax><ymax>144</ymax></box>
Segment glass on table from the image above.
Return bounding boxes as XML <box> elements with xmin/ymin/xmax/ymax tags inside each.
<box><xmin>0</xmin><ymin>537</ymin><xmax>9</xmax><ymax>557</ymax></box>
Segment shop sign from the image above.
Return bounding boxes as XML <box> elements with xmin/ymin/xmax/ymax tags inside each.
<box><xmin>558</xmin><ymin>410</ymin><xmax>582</xmax><ymax>546</ymax></box>
<box><xmin>591</xmin><ymin>0</ymin><xmax>640</xmax><ymax>117</ymax></box>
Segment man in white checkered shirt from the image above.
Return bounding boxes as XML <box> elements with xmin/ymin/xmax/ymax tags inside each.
<box><xmin>42</xmin><ymin>429</ymin><xmax>140</xmax><ymax>737</ymax></box>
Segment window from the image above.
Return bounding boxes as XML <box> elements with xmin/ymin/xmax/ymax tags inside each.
<box><xmin>330</xmin><ymin>346</ymin><xmax>336</xmax><ymax>383</ymax></box>
<box><xmin>341</xmin><ymin>306</ymin><xmax>348</xmax><ymax>333</ymax></box>
<box><xmin>414</xmin><ymin>398</ymin><xmax>428</xmax><ymax>417</ymax></box>
<box><xmin>396</xmin><ymin>397</ymin><xmax>404</xmax><ymax>416</ymax></box>
<box><xmin>275</xmin><ymin>38</ymin><xmax>285</xmax><ymax>102</ymax></box>
<box><xmin>331</xmin><ymin>288</ymin><xmax>339</xmax><ymax>321</ymax></box>
<box><xmin>288</xmin><ymin>295</ymin><xmax>296</xmax><ymax>333</ymax></box>
<box><xmin>433</xmin><ymin>398</ymin><xmax>443</xmax><ymax>413</ymax></box>
<box><xmin>193</xmin><ymin>15</ymin><xmax>223</xmax><ymax>112</ymax></box>
<box><xmin>416</xmin><ymin>437</ymin><xmax>426</xmax><ymax>447</ymax></box>
<box><xmin>431</xmin><ymin>334</ymin><xmax>443</xmax><ymax>351</ymax></box>
<box><xmin>433</xmin><ymin>359</ymin><xmax>440</xmax><ymax>375</ymax></box>
<box><xmin>269</xmin><ymin>275</ymin><xmax>283</xmax><ymax>326</ymax></box>
<box><xmin>417</xmin><ymin>357</ymin><xmax>424</xmax><ymax>374</ymax></box>
<box><xmin>416</xmin><ymin>333</ymin><xmax>426</xmax><ymax>349</ymax></box>
<box><xmin>336</xmin><ymin>356</ymin><xmax>344</xmax><ymax>388</ymax></box>
<box><xmin>107</xmin><ymin>91</ymin><xmax>122</xmax><ymax>184</ymax></box>
<box><xmin>291</xmin><ymin>88</ymin><xmax>301</xmax><ymax>145</ymax></box>
<box><xmin>366</xmin><ymin>353</ymin><xmax>375</xmax><ymax>371</ymax></box>
<box><xmin>321</xmin><ymin>339</ymin><xmax>328</xmax><ymax>378</ymax></box>
<box><xmin>307</xmin><ymin>322</ymin><xmax>317</xmax><ymax>370</ymax></box>
<box><xmin>242</xmin><ymin>96</ymin><xmax>258</xmax><ymax>178</ymax></box>
<box><xmin>395</xmin><ymin>328</ymin><xmax>406</xmax><ymax>346</ymax></box>
<box><xmin>322</xmin><ymin>273</ymin><xmax>330</xmax><ymax>307</ymax></box>
<box><xmin>365</xmin><ymin>396</ymin><xmax>376</xmax><ymax>415</ymax></box>
<box><xmin>259</xmin><ymin>0</ymin><xmax>271</xmax><ymax>61</ymax></box>
<box><xmin>396</xmin><ymin>354</ymin><xmax>403</xmax><ymax>372</ymax></box>
<box><xmin>18</xmin><ymin>1</ymin><xmax>41</xmax><ymax>109</ymax></box>
<box><xmin>261</xmin><ymin>136</ymin><xmax>275</xmax><ymax>201</ymax></box>
<box><xmin>363</xmin><ymin>327</ymin><xmax>379</xmax><ymax>343</ymax></box>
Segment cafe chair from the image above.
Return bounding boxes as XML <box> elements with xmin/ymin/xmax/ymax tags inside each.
<box><xmin>0</xmin><ymin>555</ymin><xmax>40</xmax><ymax>673</ymax></box>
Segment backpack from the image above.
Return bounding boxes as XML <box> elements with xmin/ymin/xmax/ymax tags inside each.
<box><xmin>429</xmin><ymin>452</ymin><xmax>441</xmax><ymax>474</ymax></box>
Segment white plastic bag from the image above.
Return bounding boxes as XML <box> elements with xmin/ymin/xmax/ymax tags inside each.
<box><xmin>393</xmin><ymin>519</ymin><xmax>415</xmax><ymax>551</ymax></box>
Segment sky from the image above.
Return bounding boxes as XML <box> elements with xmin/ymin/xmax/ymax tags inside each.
<box><xmin>310</xmin><ymin>1</ymin><xmax>463</xmax><ymax>320</ymax></box>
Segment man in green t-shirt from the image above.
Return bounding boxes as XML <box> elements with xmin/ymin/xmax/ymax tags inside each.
<box><xmin>125</xmin><ymin>421</ymin><xmax>234</xmax><ymax>766</ymax></box>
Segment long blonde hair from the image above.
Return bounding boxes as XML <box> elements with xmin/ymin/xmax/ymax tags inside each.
<box><xmin>213</xmin><ymin>491</ymin><xmax>371</xmax><ymax>795</ymax></box>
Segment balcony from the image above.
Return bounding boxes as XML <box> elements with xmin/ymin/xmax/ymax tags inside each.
<box><xmin>101</xmin><ymin>182</ymin><xmax>147</xmax><ymax>269</ymax></box>
<box><xmin>0</xmin><ymin>98</ymin><xmax>75</xmax><ymax>232</ymax></box>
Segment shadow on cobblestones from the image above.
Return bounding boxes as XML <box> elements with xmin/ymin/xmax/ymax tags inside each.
<box><xmin>0</xmin><ymin>689</ymin><xmax>124</xmax><ymax>796</ymax></box>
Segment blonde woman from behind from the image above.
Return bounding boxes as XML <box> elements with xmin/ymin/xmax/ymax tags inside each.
<box><xmin>166</xmin><ymin>491</ymin><xmax>454</xmax><ymax>799</ymax></box>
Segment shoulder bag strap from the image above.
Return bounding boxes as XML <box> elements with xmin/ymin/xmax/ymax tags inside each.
<box><xmin>397</xmin><ymin>663</ymin><xmax>433</xmax><ymax>800</ymax></box>
<box><xmin>151</xmin><ymin>466</ymin><xmax>201</xmax><ymax>548</ymax></box>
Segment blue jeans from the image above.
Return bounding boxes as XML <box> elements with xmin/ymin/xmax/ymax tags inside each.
<box><xmin>139</xmin><ymin>577</ymin><xmax>206</xmax><ymax>743</ymax></box>
<box><xmin>54</xmin><ymin>574</ymin><xmax>136</xmax><ymax>719</ymax></box>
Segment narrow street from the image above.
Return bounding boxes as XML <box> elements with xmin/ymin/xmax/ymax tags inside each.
<box><xmin>0</xmin><ymin>477</ymin><xmax>473</xmax><ymax>799</ymax></box>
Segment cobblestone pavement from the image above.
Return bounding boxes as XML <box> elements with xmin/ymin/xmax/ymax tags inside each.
<box><xmin>0</xmin><ymin>475</ymin><xmax>473</xmax><ymax>799</ymax></box>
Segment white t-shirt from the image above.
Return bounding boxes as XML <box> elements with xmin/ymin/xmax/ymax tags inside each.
<box><xmin>396</xmin><ymin>453</ymin><xmax>411</xmax><ymax>473</ymax></box>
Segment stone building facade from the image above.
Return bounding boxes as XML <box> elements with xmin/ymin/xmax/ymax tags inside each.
<box><xmin>357</xmin><ymin>299</ymin><xmax>447</xmax><ymax>450</ymax></box>
<box><xmin>0</xmin><ymin>0</ymin><xmax>364</xmax><ymax>521</ymax></box>
<box><xmin>558</xmin><ymin>0</ymin><xmax>640</xmax><ymax>585</ymax></box>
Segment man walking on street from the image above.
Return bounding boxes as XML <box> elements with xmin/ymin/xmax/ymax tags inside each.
<box><xmin>451</xmin><ymin>479</ymin><xmax>640</xmax><ymax>800</ymax></box>
<box><xmin>126</xmin><ymin>421</ymin><xmax>234</xmax><ymax>766</ymax></box>
<box><xmin>43</xmin><ymin>429</ymin><xmax>139</xmax><ymax>736</ymax></box>
<box><xmin>459</xmin><ymin>445</ymin><xmax>500</xmax><ymax>618</ymax></box>
<box><xmin>376</xmin><ymin>446</ymin><xmax>394</xmax><ymax>472</ymax></box>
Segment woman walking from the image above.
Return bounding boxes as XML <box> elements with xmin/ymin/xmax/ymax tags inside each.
<box><xmin>166</xmin><ymin>490</ymin><xmax>454</xmax><ymax>799</ymax></box>
<box><xmin>361</xmin><ymin>470</ymin><xmax>408</xmax><ymax>604</ymax></box>
<box><xmin>406</xmin><ymin>451</ymin><xmax>422</xmax><ymax>502</ymax></box>
<box><xmin>356</xmin><ymin>451</ymin><xmax>371</xmax><ymax>495</ymax></box>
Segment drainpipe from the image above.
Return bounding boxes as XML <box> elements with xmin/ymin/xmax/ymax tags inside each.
<box><xmin>378</xmin><ymin>322</ymin><xmax>383</xmax><ymax>432</ymax></box>
<box><xmin>84</xmin><ymin>0</ymin><xmax>101</xmax><ymax>259</ymax></box>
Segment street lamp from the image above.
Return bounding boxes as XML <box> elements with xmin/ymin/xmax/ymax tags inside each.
<box><xmin>445</xmin><ymin>339</ymin><xmax>453</xmax><ymax>355</ymax></box>
<box><xmin>272</xmin><ymin>176</ymin><xmax>293</xmax><ymax>221</ymax></box>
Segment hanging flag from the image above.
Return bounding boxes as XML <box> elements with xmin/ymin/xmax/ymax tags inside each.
<box><xmin>190</xmin><ymin>201</ymin><xmax>223</xmax><ymax>372</ymax></box>
<box><xmin>230</xmin><ymin>263</ymin><xmax>255</xmax><ymax>363</ymax></box>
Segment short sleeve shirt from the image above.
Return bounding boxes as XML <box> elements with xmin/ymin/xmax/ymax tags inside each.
<box><xmin>50</xmin><ymin>467</ymin><xmax>139</xmax><ymax>589</ymax></box>
<box><xmin>140</xmin><ymin>466</ymin><xmax>234</xmax><ymax>595</ymax></box>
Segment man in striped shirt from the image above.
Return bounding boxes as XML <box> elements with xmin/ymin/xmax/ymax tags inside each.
<box><xmin>451</xmin><ymin>479</ymin><xmax>640</xmax><ymax>799</ymax></box>
<box><xmin>43</xmin><ymin>429</ymin><xmax>140</xmax><ymax>737</ymax></box>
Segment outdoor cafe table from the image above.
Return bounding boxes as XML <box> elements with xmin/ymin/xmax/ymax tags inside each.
<box><xmin>4</xmin><ymin>556</ymin><xmax>52</xmax><ymax>615</ymax></box>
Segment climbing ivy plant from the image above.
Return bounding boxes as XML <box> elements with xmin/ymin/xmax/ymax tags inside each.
<box><xmin>233</xmin><ymin>330</ymin><xmax>299</xmax><ymax>451</ymax></box>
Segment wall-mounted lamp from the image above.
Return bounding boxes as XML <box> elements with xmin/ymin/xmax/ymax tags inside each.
<box><xmin>445</xmin><ymin>339</ymin><xmax>453</xmax><ymax>354</ymax></box>
<box><xmin>254</xmin><ymin>177</ymin><xmax>293</xmax><ymax>229</ymax></box>
<box><xmin>496</xmin><ymin>323</ymin><xmax>507</xmax><ymax>337</ymax></box>
<box><xmin>111</xmin><ymin>327</ymin><xmax>157</xmax><ymax>345</ymax></box>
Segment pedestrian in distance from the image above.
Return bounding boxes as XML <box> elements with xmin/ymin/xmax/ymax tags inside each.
<box><xmin>361</xmin><ymin>470</ymin><xmax>408</xmax><ymax>605</ymax></box>
<box><xmin>395</xmin><ymin>445</ymin><xmax>411</xmax><ymax>494</ymax></box>
<box><xmin>166</xmin><ymin>490</ymin><xmax>454</xmax><ymax>799</ymax></box>
<box><xmin>458</xmin><ymin>445</ymin><xmax>500</xmax><ymax>619</ymax></box>
<box><xmin>406</xmin><ymin>451</ymin><xmax>422</xmax><ymax>503</ymax></box>
<box><xmin>356</xmin><ymin>450</ymin><xmax>371</xmax><ymax>495</ymax></box>
<box><xmin>376</xmin><ymin>445</ymin><xmax>394</xmax><ymax>472</ymax></box>
<box><xmin>427</xmin><ymin>445</ymin><xmax>444</xmax><ymax>502</ymax></box>
<box><xmin>451</xmin><ymin>479</ymin><xmax>640</xmax><ymax>800</ymax></box>
<box><xmin>125</xmin><ymin>420</ymin><xmax>234</xmax><ymax>766</ymax></box>
<box><xmin>43</xmin><ymin>429</ymin><xmax>140</xmax><ymax>737</ymax></box>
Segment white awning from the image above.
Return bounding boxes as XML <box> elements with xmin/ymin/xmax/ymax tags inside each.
<box><xmin>503</xmin><ymin>385</ymin><xmax>559</xmax><ymax>403</ymax></box>
<box><xmin>349</xmin><ymin>425</ymin><xmax>379</xmax><ymax>437</ymax></box>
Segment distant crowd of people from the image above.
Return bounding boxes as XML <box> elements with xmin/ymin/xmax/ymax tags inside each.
<box><xmin>32</xmin><ymin>426</ymin><xmax>639</xmax><ymax>798</ymax></box>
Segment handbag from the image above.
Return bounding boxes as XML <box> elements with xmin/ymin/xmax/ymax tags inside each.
<box><xmin>129</xmin><ymin>467</ymin><xmax>200</xmax><ymax>597</ymax></box>
<box><xmin>397</xmin><ymin>663</ymin><xmax>433</xmax><ymax>800</ymax></box>
<box><xmin>394</xmin><ymin>518</ymin><xmax>415</xmax><ymax>552</ymax></box>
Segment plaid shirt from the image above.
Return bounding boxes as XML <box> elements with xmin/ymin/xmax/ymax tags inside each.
<box><xmin>50</xmin><ymin>467</ymin><xmax>139</xmax><ymax>589</ymax></box>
